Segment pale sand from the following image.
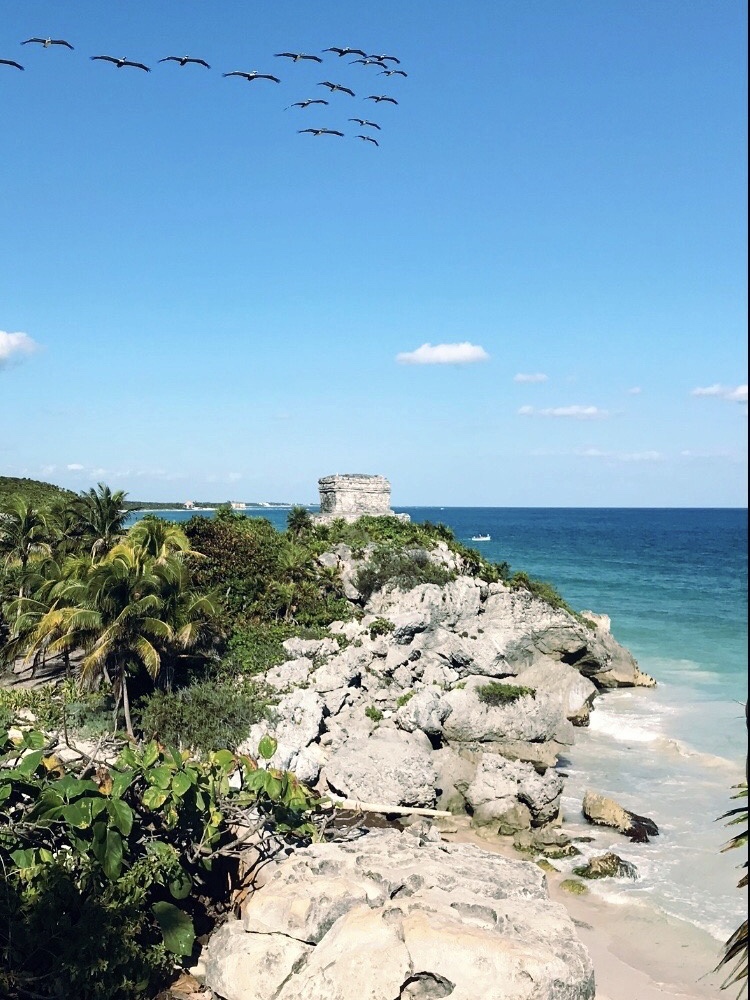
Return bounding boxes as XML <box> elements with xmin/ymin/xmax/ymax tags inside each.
<box><xmin>441</xmin><ymin>822</ymin><xmax>728</xmax><ymax>999</ymax></box>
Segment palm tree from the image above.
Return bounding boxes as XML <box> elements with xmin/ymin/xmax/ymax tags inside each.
<box><xmin>286</xmin><ymin>505</ymin><xmax>313</xmax><ymax>537</ymax></box>
<box><xmin>0</xmin><ymin>497</ymin><xmax>51</xmax><ymax>610</ymax></box>
<box><xmin>73</xmin><ymin>483</ymin><xmax>131</xmax><ymax>560</ymax></box>
<box><xmin>126</xmin><ymin>515</ymin><xmax>197</xmax><ymax>563</ymax></box>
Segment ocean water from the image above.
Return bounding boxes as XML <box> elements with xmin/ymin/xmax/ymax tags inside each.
<box><xmin>127</xmin><ymin>506</ymin><xmax>748</xmax><ymax>940</ymax></box>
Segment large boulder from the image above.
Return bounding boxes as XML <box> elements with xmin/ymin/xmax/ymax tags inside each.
<box><xmin>323</xmin><ymin>727</ymin><xmax>438</xmax><ymax>807</ymax></box>
<box><xmin>441</xmin><ymin>676</ymin><xmax>570</xmax><ymax>745</ymax></box>
<box><xmin>464</xmin><ymin>754</ymin><xmax>564</xmax><ymax>830</ymax></box>
<box><xmin>202</xmin><ymin>829</ymin><xmax>595</xmax><ymax>1000</ymax></box>
<box><xmin>582</xmin><ymin>790</ymin><xmax>659</xmax><ymax>843</ymax></box>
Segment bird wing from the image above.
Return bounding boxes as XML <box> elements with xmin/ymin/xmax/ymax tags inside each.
<box><xmin>319</xmin><ymin>81</ymin><xmax>334</xmax><ymax>88</ymax></box>
<box><xmin>348</xmin><ymin>48</ymin><xmax>367</xmax><ymax>57</ymax></box>
<box><xmin>323</xmin><ymin>47</ymin><xmax>345</xmax><ymax>55</ymax></box>
<box><xmin>364</xmin><ymin>121</ymin><xmax>381</xmax><ymax>129</ymax></box>
<box><xmin>224</xmin><ymin>71</ymin><xmax>249</xmax><ymax>78</ymax></box>
<box><xmin>262</xmin><ymin>74</ymin><xmax>281</xmax><ymax>82</ymax></box>
<box><xmin>158</xmin><ymin>56</ymin><xmax>178</xmax><ymax>62</ymax></box>
<box><xmin>126</xmin><ymin>61</ymin><xmax>150</xmax><ymax>71</ymax></box>
<box><xmin>326</xmin><ymin>130</ymin><xmax>344</xmax><ymax>136</ymax></box>
<box><xmin>340</xmin><ymin>86</ymin><xmax>355</xmax><ymax>95</ymax></box>
<box><xmin>21</xmin><ymin>38</ymin><xmax>44</xmax><ymax>45</ymax></box>
<box><xmin>191</xmin><ymin>59</ymin><xmax>211</xmax><ymax>67</ymax></box>
<box><xmin>302</xmin><ymin>55</ymin><xmax>323</xmax><ymax>62</ymax></box>
<box><xmin>1</xmin><ymin>59</ymin><xmax>24</xmax><ymax>69</ymax></box>
<box><xmin>53</xmin><ymin>40</ymin><xmax>74</xmax><ymax>49</ymax></box>
<box><xmin>383</xmin><ymin>55</ymin><xmax>400</xmax><ymax>63</ymax></box>
<box><xmin>274</xmin><ymin>53</ymin><xmax>297</xmax><ymax>59</ymax></box>
<box><xmin>91</xmin><ymin>55</ymin><xmax>118</xmax><ymax>63</ymax></box>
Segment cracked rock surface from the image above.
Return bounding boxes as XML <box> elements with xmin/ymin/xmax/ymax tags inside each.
<box><xmin>202</xmin><ymin>829</ymin><xmax>595</xmax><ymax>1000</ymax></box>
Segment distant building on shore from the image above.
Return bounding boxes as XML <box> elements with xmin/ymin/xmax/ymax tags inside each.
<box><xmin>314</xmin><ymin>474</ymin><xmax>409</xmax><ymax>524</ymax></box>
<box><xmin>184</xmin><ymin>501</ymin><xmax>196</xmax><ymax>509</ymax></box>
<box><xmin>230</xmin><ymin>501</ymin><xmax>246</xmax><ymax>510</ymax></box>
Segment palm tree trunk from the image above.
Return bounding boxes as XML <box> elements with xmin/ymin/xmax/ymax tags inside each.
<box><xmin>122</xmin><ymin>672</ymin><xmax>134</xmax><ymax>739</ymax></box>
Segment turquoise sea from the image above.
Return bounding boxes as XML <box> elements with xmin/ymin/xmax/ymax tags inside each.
<box><xmin>127</xmin><ymin>506</ymin><xmax>748</xmax><ymax>940</ymax></box>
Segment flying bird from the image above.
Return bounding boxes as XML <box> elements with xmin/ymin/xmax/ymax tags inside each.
<box><xmin>0</xmin><ymin>58</ymin><xmax>24</xmax><ymax>70</ymax></box>
<box><xmin>365</xmin><ymin>94</ymin><xmax>398</xmax><ymax>104</ymax></box>
<box><xmin>158</xmin><ymin>55</ymin><xmax>210</xmax><ymax>68</ymax></box>
<box><xmin>379</xmin><ymin>69</ymin><xmax>407</xmax><ymax>77</ymax></box>
<box><xmin>286</xmin><ymin>98</ymin><xmax>329</xmax><ymax>109</ymax></box>
<box><xmin>368</xmin><ymin>53</ymin><xmax>400</xmax><ymax>63</ymax></box>
<box><xmin>348</xmin><ymin>118</ymin><xmax>381</xmax><ymax>130</ymax></box>
<box><xmin>350</xmin><ymin>58</ymin><xmax>388</xmax><ymax>68</ymax></box>
<box><xmin>298</xmin><ymin>128</ymin><xmax>344</xmax><ymax>137</ymax></box>
<box><xmin>322</xmin><ymin>46</ymin><xmax>367</xmax><ymax>58</ymax></box>
<box><xmin>91</xmin><ymin>55</ymin><xmax>150</xmax><ymax>71</ymax></box>
<box><xmin>318</xmin><ymin>80</ymin><xmax>355</xmax><ymax>96</ymax></box>
<box><xmin>356</xmin><ymin>134</ymin><xmax>379</xmax><ymax>146</ymax></box>
<box><xmin>223</xmin><ymin>70</ymin><xmax>280</xmax><ymax>82</ymax></box>
<box><xmin>275</xmin><ymin>52</ymin><xmax>323</xmax><ymax>62</ymax></box>
<box><xmin>22</xmin><ymin>37</ymin><xmax>74</xmax><ymax>49</ymax></box>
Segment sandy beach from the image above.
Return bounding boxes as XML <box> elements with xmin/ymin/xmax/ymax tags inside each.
<box><xmin>443</xmin><ymin>821</ymin><xmax>727</xmax><ymax>999</ymax></box>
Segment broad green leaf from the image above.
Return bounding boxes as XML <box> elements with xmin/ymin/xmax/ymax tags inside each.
<box><xmin>62</xmin><ymin>800</ymin><xmax>94</xmax><ymax>829</ymax></box>
<box><xmin>168</xmin><ymin>869</ymin><xmax>192</xmax><ymax>900</ymax></box>
<box><xmin>152</xmin><ymin>901</ymin><xmax>195</xmax><ymax>956</ymax></box>
<box><xmin>21</xmin><ymin>730</ymin><xmax>46</xmax><ymax>751</ymax></box>
<box><xmin>212</xmin><ymin>749</ymin><xmax>235</xmax><ymax>772</ymax></box>
<box><xmin>118</xmin><ymin>746</ymin><xmax>138</xmax><ymax>768</ymax></box>
<box><xmin>106</xmin><ymin>798</ymin><xmax>134</xmax><ymax>836</ymax></box>
<box><xmin>258</xmin><ymin>735</ymin><xmax>278</xmax><ymax>761</ymax></box>
<box><xmin>262</xmin><ymin>772</ymin><xmax>282</xmax><ymax>800</ymax></box>
<box><xmin>148</xmin><ymin>765</ymin><xmax>173</xmax><ymax>789</ymax></box>
<box><xmin>16</xmin><ymin>749</ymin><xmax>45</xmax><ymax>777</ymax></box>
<box><xmin>171</xmin><ymin>771</ymin><xmax>192</xmax><ymax>798</ymax></box>
<box><xmin>10</xmin><ymin>848</ymin><xmax>36</xmax><ymax>869</ymax></box>
<box><xmin>141</xmin><ymin>740</ymin><xmax>160</xmax><ymax>768</ymax></box>
<box><xmin>142</xmin><ymin>786</ymin><xmax>169</xmax><ymax>811</ymax></box>
<box><xmin>102</xmin><ymin>828</ymin><xmax>124</xmax><ymax>881</ymax></box>
<box><xmin>0</xmin><ymin>784</ymin><xmax>11</xmax><ymax>803</ymax></box>
<box><xmin>110</xmin><ymin>768</ymin><xmax>135</xmax><ymax>799</ymax></box>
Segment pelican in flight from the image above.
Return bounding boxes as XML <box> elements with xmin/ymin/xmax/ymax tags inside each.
<box><xmin>350</xmin><ymin>58</ymin><xmax>388</xmax><ymax>68</ymax></box>
<box><xmin>348</xmin><ymin>118</ymin><xmax>380</xmax><ymax>130</ymax></box>
<box><xmin>275</xmin><ymin>52</ymin><xmax>322</xmax><ymax>63</ymax></box>
<box><xmin>22</xmin><ymin>37</ymin><xmax>74</xmax><ymax>49</ymax></box>
<box><xmin>298</xmin><ymin>128</ymin><xmax>344</xmax><ymax>137</ymax></box>
<box><xmin>0</xmin><ymin>58</ymin><xmax>24</xmax><ymax>69</ymax></box>
<box><xmin>365</xmin><ymin>94</ymin><xmax>398</xmax><ymax>104</ymax></box>
<box><xmin>91</xmin><ymin>55</ymin><xmax>150</xmax><ymax>71</ymax></box>
<box><xmin>368</xmin><ymin>53</ymin><xmax>400</xmax><ymax>63</ymax></box>
<box><xmin>356</xmin><ymin>134</ymin><xmax>379</xmax><ymax>146</ymax></box>
<box><xmin>286</xmin><ymin>99</ymin><xmax>329</xmax><ymax>109</ymax></box>
<box><xmin>318</xmin><ymin>80</ymin><xmax>355</xmax><ymax>96</ymax></box>
<box><xmin>158</xmin><ymin>55</ymin><xmax>210</xmax><ymax>68</ymax></box>
<box><xmin>379</xmin><ymin>69</ymin><xmax>407</xmax><ymax>77</ymax></box>
<box><xmin>323</xmin><ymin>46</ymin><xmax>366</xmax><ymax>58</ymax></box>
<box><xmin>223</xmin><ymin>70</ymin><xmax>280</xmax><ymax>82</ymax></box>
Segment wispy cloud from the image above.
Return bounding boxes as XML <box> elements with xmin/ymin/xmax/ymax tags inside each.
<box><xmin>0</xmin><ymin>331</ymin><xmax>38</xmax><ymax>369</ymax></box>
<box><xmin>518</xmin><ymin>404</ymin><xmax>609</xmax><ymax>419</ymax></box>
<box><xmin>691</xmin><ymin>383</ymin><xmax>747</xmax><ymax>403</ymax></box>
<box><xmin>514</xmin><ymin>372</ymin><xmax>548</xmax><ymax>383</ymax></box>
<box><xmin>396</xmin><ymin>342</ymin><xmax>490</xmax><ymax>365</ymax></box>
<box><xmin>627</xmin><ymin>386</ymin><xmax>642</xmax><ymax>395</ymax></box>
<box><xmin>66</xmin><ymin>463</ymin><xmax>84</xmax><ymax>471</ymax></box>
<box><xmin>573</xmin><ymin>448</ymin><xmax>662</xmax><ymax>462</ymax></box>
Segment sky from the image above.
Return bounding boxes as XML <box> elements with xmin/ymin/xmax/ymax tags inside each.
<box><xmin>1</xmin><ymin>0</ymin><xmax>747</xmax><ymax>506</ymax></box>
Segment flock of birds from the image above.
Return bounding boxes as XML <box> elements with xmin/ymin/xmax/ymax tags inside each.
<box><xmin>1</xmin><ymin>38</ymin><xmax>406</xmax><ymax>147</ymax></box>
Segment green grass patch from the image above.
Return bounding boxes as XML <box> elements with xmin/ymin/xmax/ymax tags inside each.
<box><xmin>477</xmin><ymin>681</ymin><xmax>536</xmax><ymax>707</ymax></box>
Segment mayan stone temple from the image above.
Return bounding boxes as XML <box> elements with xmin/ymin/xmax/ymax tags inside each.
<box><xmin>315</xmin><ymin>474</ymin><xmax>410</xmax><ymax>524</ymax></box>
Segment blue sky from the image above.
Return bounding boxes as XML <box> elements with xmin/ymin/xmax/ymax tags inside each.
<box><xmin>1</xmin><ymin>0</ymin><xmax>746</xmax><ymax>506</ymax></box>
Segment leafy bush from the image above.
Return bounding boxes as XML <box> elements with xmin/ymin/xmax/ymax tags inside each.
<box><xmin>136</xmin><ymin>677</ymin><xmax>271</xmax><ymax>753</ymax></box>
<box><xmin>365</xmin><ymin>705</ymin><xmax>384</xmax><ymax>722</ymax></box>
<box><xmin>369</xmin><ymin>617</ymin><xmax>395</xmax><ymax>638</ymax></box>
<box><xmin>509</xmin><ymin>571</ymin><xmax>593</xmax><ymax>627</ymax></box>
<box><xmin>354</xmin><ymin>547</ymin><xmax>455</xmax><ymax>602</ymax></box>
<box><xmin>396</xmin><ymin>691</ymin><xmax>415</xmax><ymax>707</ymax></box>
<box><xmin>0</xmin><ymin>727</ymin><xmax>321</xmax><ymax>999</ymax></box>
<box><xmin>477</xmin><ymin>682</ymin><xmax>536</xmax><ymax>706</ymax></box>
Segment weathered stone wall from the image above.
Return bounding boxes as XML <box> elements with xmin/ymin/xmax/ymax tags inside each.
<box><xmin>316</xmin><ymin>474</ymin><xmax>409</xmax><ymax>523</ymax></box>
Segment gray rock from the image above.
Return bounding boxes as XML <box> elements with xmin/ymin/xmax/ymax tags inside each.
<box><xmin>395</xmin><ymin>687</ymin><xmax>451</xmax><ymax>736</ymax></box>
<box><xmin>263</xmin><ymin>656</ymin><xmax>312</xmax><ymax>692</ymax></box>
<box><xmin>465</xmin><ymin>754</ymin><xmax>564</xmax><ymax>829</ymax></box>
<box><xmin>582</xmin><ymin>790</ymin><xmax>659</xmax><ymax>843</ymax></box>
<box><xmin>282</xmin><ymin>636</ymin><xmax>340</xmax><ymax>661</ymax></box>
<box><xmin>324</xmin><ymin>727</ymin><xmax>438</xmax><ymax>807</ymax></box>
<box><xmin>441</xmin><ymin>676</ymin><xmax>567</xmax><ymax>745</ymax></box>
<box><xmin>202</xmin><ymin>919</ymin><xmax>312</xmax><ymax>1000</ymax></box>
<box><xmin>516</xmin><ymin>657</ymin><xmax>598</xmax><ymax>721</ymax></box>
<box><xmin>573</xmin><ymin>852</ymin><xmax>639</xmax><ymax>880</ymax></box>
<box><xmin>203</xmin><ymin>830</ymin><xmax>594</xmax><ymax>1000</ymax></box>
<box><xmin>431</xmin><ymin>745</ymin><xmax>478</xmax><ymax>812</ymax></box>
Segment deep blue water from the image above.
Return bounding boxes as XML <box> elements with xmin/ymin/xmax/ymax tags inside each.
<box><xmin>128</xmin><ymin>506</ymin><xmax>748</xmax><ymax>935</ymax></box>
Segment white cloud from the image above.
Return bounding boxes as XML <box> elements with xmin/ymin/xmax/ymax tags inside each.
<box><xmin>519</xmin><ymin>405</ymin><xmax>609</xmax><ymax>419</ymax></box>
<box><xmin>627</xmin><ymin>387</ymin><xmax>642</xmax><ymax>395</ymax></box>
<box><xmin>0</xmin><ymin>331</ymin><xmax>38</xmax><ymax>369</ymax></box>
<box><xmin>514</xmin><ymin>372</ymin><xmax>548</xmax><ymax>383</ymax></box>
<box><xmin>227</xmin><ymin>472</ymin><xmax>242</xmax><ymax>482</ymax></box>
<box><xmin>691</xmin><ymin>383</ymin><xmax>747</xmax><ymax>403</ymax></box>
<box><xmin>396</xmin><ymin>342</ymin><xmax>490</xmax><ymax>365</ymax></box>
<box><xmin>66</xmin><ymin>463</ymin><xmax>84</xmax><ymax>471</ymax></box>
<box><xmin>575</xmin><ymin>447</ymin><xmax>661</xmax><ymax>462</ymax></box>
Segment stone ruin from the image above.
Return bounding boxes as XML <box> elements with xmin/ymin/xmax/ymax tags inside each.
<box><xmin>314</xmin><ymin>474</ymin><xmax>409</xmax><ymax>524</ymax></box>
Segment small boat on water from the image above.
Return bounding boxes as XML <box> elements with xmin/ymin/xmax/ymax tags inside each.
<box><xmin>471</xmin><ymin>534</ymin><xmax>491</xmax><ymax>542</ymax></box>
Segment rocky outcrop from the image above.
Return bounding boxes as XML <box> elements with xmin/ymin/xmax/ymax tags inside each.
<box><xmin>573</xmin><ymin>852</ymin><xmax>639</xmax><ymax>880</ymax></box>
<box><xmin>582</xmin><ymin>790</ymin><xmax>660</xmax><ymax>843</ymax></box>
<box><xmin>202</xmin><ymin>829</ymin><xmax>596</xmax><ymax>1000</ymax></box>
<box><xmin>315</xmin><ymin>473</ymin><xmax>410</xmax><ymax>524</ymax></box>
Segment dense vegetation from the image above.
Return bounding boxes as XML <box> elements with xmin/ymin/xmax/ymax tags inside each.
<box><xmin>0</xmin><ymin>483</ymin><xmax>588</xmax><ymax>997</ymax></box>
<box><xmin>0</xmin><ymin>476</ymin><xmax>75</xmax><ymax>508</ymax></box>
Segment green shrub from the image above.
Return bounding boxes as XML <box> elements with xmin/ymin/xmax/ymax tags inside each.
<box><xmin>365</xmin><ymin>705</ymin><xmax>384</xmax><ymax>722</ymax></box>
<box><xmin>136</xmin><ymin>677</ymin><xmax>272</xmax><ymax>753</ymax></box>
<box><xmin>368</xmin><ymin>617</ymin><xmax>395</xmax><ymax>638</ymax></box>
<box><xmin>477</xmin><ymin>682</ymin><xmax>536</xmax><ymax>706</ymax></box>
<box><xmin>396</xmin><ymin>691</ymin><xmax>415</xmax><ymax>707</ymax></box>
<box><xmin>354</xmin><ymin>547</ymin><xmax>455</xmax><ymax>602</ymax></box>
<box><xmin>509</xmin><ymin>571</ymin><xmax>594</xmax><ymax>627</ymax></box>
